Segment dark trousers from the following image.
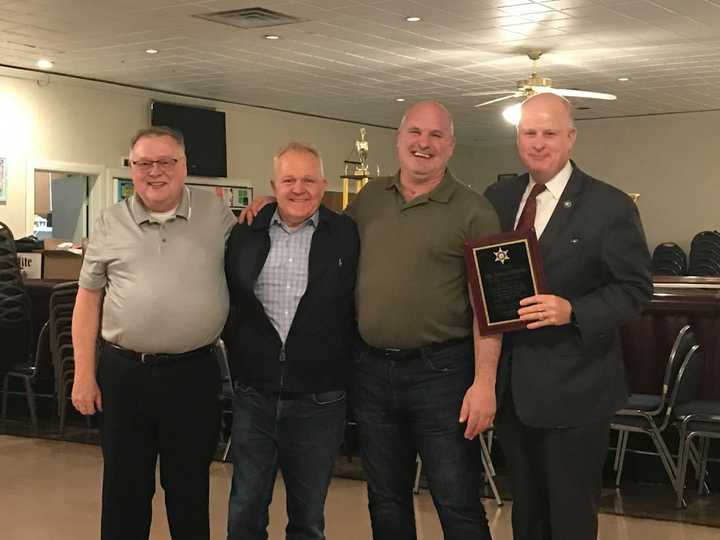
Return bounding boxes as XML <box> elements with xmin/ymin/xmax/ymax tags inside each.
<box><xmin>97</xmin><ymin>344</ymin><xmax>221</xmax><ymax>540</ymax></box>
<box><xmin>227</xmin><ymin>386</ymin><xmax>347</xmax><ymax>540</ymax></box>
<box><xmin>353</xmin><ymin>338</ymin><xmax>491</xmax><ymax>540</ymax></box>
<box><xmin>495</xmin><ymin>388</ymin><xmax>610</xmax><ymax>540</ymax></box>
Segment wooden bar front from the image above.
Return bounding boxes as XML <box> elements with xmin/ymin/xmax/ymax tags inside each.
<box><xmin>621</xmin><ymin>277</ymin><xmax>720</xmax><ymax>399</ymax></box>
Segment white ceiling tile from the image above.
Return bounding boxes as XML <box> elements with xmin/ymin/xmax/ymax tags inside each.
<box><xmin>2</xmin><ymin>0</ymin><xmax>720</xmax><ymax>143</ymax></box>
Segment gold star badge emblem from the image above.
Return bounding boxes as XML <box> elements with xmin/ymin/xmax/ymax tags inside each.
<box><xmin>494</xmin><ymin>247</ymin><xmax>510</xmax><ymax>265</ymax></box>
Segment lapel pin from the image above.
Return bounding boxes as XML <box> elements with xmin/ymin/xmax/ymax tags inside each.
<box><xmin>562</xmin><ymin>200</ymin><xmax>573</xmax><ymax>209</ymax></box>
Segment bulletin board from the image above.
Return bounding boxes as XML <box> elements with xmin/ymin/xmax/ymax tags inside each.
<box><xmin>186</xmin><ymin>183</ymin><xmax>253</xmax><ymax>211</ymax></box>
<box><xmin>113</xmin><ymin>178</ymin><xmax>252</xmax><ymax>213</ymax></box>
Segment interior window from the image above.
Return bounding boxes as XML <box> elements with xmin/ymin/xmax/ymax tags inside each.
<box><xmin>33</xmin><ymin>171</ymin><xmax>88</xmax><ymax>243</ymax></box>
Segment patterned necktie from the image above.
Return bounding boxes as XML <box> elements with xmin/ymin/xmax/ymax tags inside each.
<box><xmin>515</xmin><ymin>183</ymin><xmax>547</xmax><ymax>233</ymax></box>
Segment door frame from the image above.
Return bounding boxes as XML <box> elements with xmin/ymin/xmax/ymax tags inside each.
<box><xmin>26</xmin><ymin>160</ymin><xmax>104</xmax><ymax>237</ymax></box>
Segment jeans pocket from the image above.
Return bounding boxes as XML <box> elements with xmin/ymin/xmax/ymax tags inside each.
<box><xmin>312</xmin><ymin>390</ymin><xmax>346</xmax><ymax>405</ymax></box>
<box><xmin>424</xmin><ymin>347</ymin><xmax>471</xmax><ymax>373</ymax></box>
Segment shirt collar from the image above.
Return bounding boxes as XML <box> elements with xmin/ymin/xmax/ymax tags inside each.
<box><xmin>130</xmin><ymin>186</ymin><xmax>190</xmax><ymax>225</ymax></box>
<box><xmin>385</xmin><ymin>168</ymin><xmax>458</xmax><ymax>204</ymax></box>
<box><xmin>271</xmin><ymin>208</ymin><xmax>319</xmax><ymax>233</ymax></box>
<box><xmin>529</xmin><ymin>160</ymin><xmax>573</xmax><ymax>201</ymax></box>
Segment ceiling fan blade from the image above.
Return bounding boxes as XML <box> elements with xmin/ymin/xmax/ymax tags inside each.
<box><xmin>531</xmin><ymin>86</ymin><xmax>617</xmax><ymax>100</ymax></box>
<box><xmin>463</xmin><ymin>90</ymin><xmax>516</xmax><ymax>97</ymax></box>
<box><xmin>473</xmin><ymin>94</ymin><xmax>519</xmax><ymax>108</ymax></box>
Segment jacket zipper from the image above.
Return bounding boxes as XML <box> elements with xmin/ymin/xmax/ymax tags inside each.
<box><xmin>279</xmin><ymin>345</ymin><xmax>286</xmax><ymax>390</ymax></box>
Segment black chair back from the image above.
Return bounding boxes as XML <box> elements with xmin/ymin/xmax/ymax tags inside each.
<box><xmin>665</xmin><ymin>325</ymin><xmax>697</xmax><ymax>400</ymax></box>
<box><xmin>668</xmin><ymin>345</ymin><xmax>705</xmax><ymax>417</ymax></box>
<box><xmin>0</xmin><ymin>221</ymin><xmax>32</xmax><ymax>374</ymax></box>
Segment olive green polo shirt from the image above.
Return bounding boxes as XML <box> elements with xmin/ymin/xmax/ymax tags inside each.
<box><xmin>79</xmin><ymin>187</ymin><xmax>236</xmax><ymax>354</ymax></box>
<box><xmin>346</xmin><ymin>170</ymin><xmax>500</xmax><ymax>349</ymax></box>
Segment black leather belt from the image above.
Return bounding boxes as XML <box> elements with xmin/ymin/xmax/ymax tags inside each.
<box><xmin>366</xmin><ymin>336</ymin><xmax>471</xmax><ymax>361</ymax></box>
<box><xmin>104</xmin><ymin>342</ymin><xmax>215</xmax><ymax>365</ymax></box>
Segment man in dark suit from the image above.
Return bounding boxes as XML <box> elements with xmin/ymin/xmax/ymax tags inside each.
<box><xmin>484</xmin><ymin>93</ymin><xmax>652</xmax><ymax>540</ymax></box>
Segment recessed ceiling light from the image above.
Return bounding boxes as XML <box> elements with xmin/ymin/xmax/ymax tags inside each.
<box><xmin>264</xmin><ymin>34</ymin><xmax>280</xmax><ymax>40</ymax></box>
<box><xmin>396</xmin><ymin>98</ymin><xmax>406</xmax><ymax>102</ymax></box>
<box><xmin>37</xmin><ymin>59</ymin><xmax>53</xmax><ymax>70</ymax></box>
<box><xmin>145</xmin><ymin>48</ymin><xmax>159</xmax><ymax>54</ymax></box>
<box><xmin>617</xmin><ymin>77</ymin><xmax>630</xmax><ymax>82</ymax></box>
<box><xmin>405</xmin><ymin>16</ymin><xmax>422</xmax><ymax>22</ymax></box>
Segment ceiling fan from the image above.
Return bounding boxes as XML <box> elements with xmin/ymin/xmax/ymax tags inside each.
<box><xmin>464</xmin><ymin>51</ymin><xmax>617</xmax><ymax>108</ymax></box>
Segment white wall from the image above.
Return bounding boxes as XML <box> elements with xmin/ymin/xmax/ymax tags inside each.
<box><xmin>466</xmin><ymin>112</ymin><xmax>720</xmax><ymax>253</ymax></box>
<box><xmin>0</xmin><ymin>66</ymin><xmax>499</xmax><ymax>239</ymax></box>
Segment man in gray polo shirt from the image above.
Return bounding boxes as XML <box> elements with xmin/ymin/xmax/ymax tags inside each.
<box><xmin>71</xmin><ymin>126</ymin><xmax>235</xmax><ymax>540</ymax></box>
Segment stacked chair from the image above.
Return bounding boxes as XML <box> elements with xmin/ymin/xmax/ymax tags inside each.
<box><xmin>688</xmin><ymin>231</ymin><xmax>720</xmax><ymax>276</ymax></box>
<box><xmin>0</xmin><ymin>221</ymin><xmax>33</xmax><ymax>377</ymax></box>
<box><xmin>215</xmin><ymin>339</ymin><xmax>235</xmax><ymax>461</ymax></box>
<box><xmin>2</xmin><ymin>322</ymin><xmax>52</xmax><ymax>429</ymax></box>
<box><xmin>612</xmin><ymin>325</ymin><xmax>698</xmax><ymax>490</ymax></box>
<box><xmin>651</xmin><ymin>242</ymin><xmax>687</xmax><ymax>276</ymax></box>
<box><xmin>673</xmin><ymin>360</ymin><xmax>719</xmax><ymax>508</ymax></box>
<box><xmin>48</xmin><ymin>281</ymin><xmax>79</xmax><ymax>432</ymax></box>
<box><xmin>0</xmin><ymin>221</ymin><xmax>35</xmax><ymax>425</ymax></box>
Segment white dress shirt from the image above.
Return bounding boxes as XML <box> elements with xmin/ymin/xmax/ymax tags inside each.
<box><xmin>513</xmin><ymin>160</ymin><xmax>573</xmax><ymax>239</ymax></box>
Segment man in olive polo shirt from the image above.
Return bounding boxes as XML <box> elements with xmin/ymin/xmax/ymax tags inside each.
<box><xmin>242</xmin><ymin>101</ymin><xmax>502</xmax><ymax>539</ymax></box>
<box><xmin>347</xmin><ymin>101</ymin><xmax>501</xmax><ymax>540</ymax></box>
<box><xmin>71</xmin><ymin>126</ymin><xmax>235</xmax><ymax>540</ymax></box>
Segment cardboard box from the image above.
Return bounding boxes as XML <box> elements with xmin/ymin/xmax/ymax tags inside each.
<box><xmin>17</xmin><ymin>252</ymin><xmax>43</xmax><ymax>279</ymax></box>
<box><xmin>43</xmin><ymin>250</ymin><xmax>83</xmax><ymax>280</ymax></box>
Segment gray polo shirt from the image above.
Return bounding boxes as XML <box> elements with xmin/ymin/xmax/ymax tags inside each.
<box><xmin>79</xmin><ymin>187</ymin><xmax>236</xmax><ymax>353</ymax></box>
<box><xmin>346</xmin><ymin>170</ymin><xmax>500</xmax><ymax>349</ymax></box>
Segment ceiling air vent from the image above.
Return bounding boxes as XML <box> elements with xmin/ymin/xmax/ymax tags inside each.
<box><xmin>193</xmin><ymin>7</ymin><xmax>303</xmax><ymax>29</ymax></box>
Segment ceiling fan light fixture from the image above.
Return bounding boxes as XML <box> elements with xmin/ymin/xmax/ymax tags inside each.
<box><xmin>502</xmin><ymin>103</ymin><xmax>522</xmax><ymax>126</ymax></box>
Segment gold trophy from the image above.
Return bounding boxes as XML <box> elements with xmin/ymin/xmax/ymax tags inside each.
<box><xmin>341</xmin><ymin>128</ymin><xmax>377</xmax><ymax>209</ymax></box>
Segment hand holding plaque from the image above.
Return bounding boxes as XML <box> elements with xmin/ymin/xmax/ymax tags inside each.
<box><xmin>464</xmin><ymin>229</ymin><xmax>547</xmax><ymax>334</ymax></box>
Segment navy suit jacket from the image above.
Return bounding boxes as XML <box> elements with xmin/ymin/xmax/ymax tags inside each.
<box><xmin>484</xmin><ymin>162</ymin><xmax>652</xmax><ymax>428</ymax></box>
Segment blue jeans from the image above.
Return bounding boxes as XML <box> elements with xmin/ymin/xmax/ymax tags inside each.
<box><xmin>227</xmin><ymin>386</ymin><xmax>346</xmax><ymax>540</ymax></box>
<box><xmin>353</xmin><ymin>338</ymin><xmax>491</xmax><ymax>540</ymax></box>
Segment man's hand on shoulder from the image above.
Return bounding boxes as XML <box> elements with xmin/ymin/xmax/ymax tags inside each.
<box><xmin>459</xmin><ymin>381</ymin><xmax>496</xmax><ymax>440</ymax></box>
<box><xmin>238</xmin><ymin>196</ymin><xmax>275</xmax><ymax>225</ymax></box>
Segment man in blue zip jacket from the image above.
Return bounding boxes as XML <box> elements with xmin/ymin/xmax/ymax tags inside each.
<box><xmin>225</xmin><ymin>142</ymin><xmax>360</xmax><ymax>540</ymax></box>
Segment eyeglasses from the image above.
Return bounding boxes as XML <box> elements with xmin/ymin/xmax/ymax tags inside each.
<box><xmin>131</xmin><ymin>158</ymin><xmax>180</xmax><ymax>171</ymax></box>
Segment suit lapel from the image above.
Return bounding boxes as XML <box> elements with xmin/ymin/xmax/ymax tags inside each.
<box><xmin>538</xmin><ymin>164</ymin><xmax>587</xmax><ymax>253</ymax></box>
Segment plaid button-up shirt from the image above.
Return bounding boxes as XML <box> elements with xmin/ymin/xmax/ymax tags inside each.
<box><xmin>254</xmin><ymin>209</ymin><xmax>318</xmax><ymax>343</ymax></box>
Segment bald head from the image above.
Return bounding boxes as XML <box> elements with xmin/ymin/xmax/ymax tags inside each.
<box><xmin>516</xmin><ymin>92</ymin><xmax>577</xmax><ymax>185</ymax></box>
<box><xmin>520</xmin><ymin>93</ymin><xmax>575</xmax><ymax>130</ymax></box>
<box><xmin>396</xmin><ymin>100</ymin><xmax>456</xmax><ymax>185</ymax></box>
<box><xmin>399</xmin><ymin>100</ymin><xmax>454</xmax><ymax>136</ymax></box>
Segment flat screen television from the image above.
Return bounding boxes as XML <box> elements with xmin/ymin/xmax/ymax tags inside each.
<box><xmin>150</xmin><ymin>101</ymin><xmax>227</xmax><ymax>178</ymax></box>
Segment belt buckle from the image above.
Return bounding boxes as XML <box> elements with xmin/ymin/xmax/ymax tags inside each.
<box><xmin>141</xmin><ymin>352</ymin><xmax>150</xmax><ymax>364</ymax></box>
